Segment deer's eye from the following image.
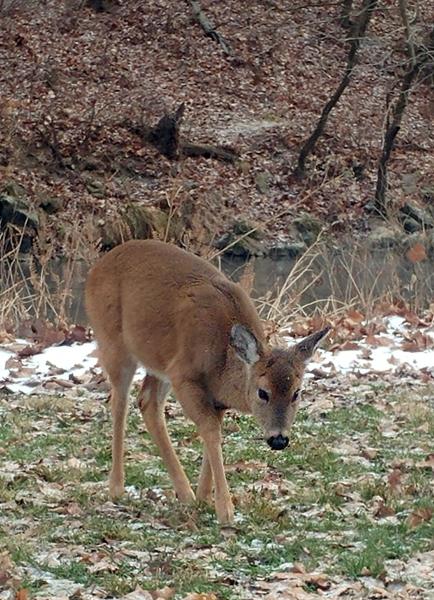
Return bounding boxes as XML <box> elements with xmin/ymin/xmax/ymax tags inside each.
<box><xmin>257</xmin><ymin>388</ymin><xmax>270</xmax><ymax>402</ymax></box>
<box><xmin>292</xmin><ymin>389</ymin><xmax>301</xmax><ymax>402</ymax></box>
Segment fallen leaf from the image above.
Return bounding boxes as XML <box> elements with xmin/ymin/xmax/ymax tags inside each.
<box><xmin>0</xmin><ymin>552</ymin><xmax>17</xmax><ymax>588</ymax></box>
<box><xmin>401</xmin><ymin>331</ymin><xmax>434</xmax><ymax>352</ymax></box>
<box><xmin>290</xmin><ymin>562</ymin><xmax>306</xmax><ymax>574</ymax></box>
<box><xmin>67</xmin><ymin>325</ymin><xmax>90</xmax><ymax>344</ymax></box>
<box><xmin>407</xmin><ymin>507</ymin><xmax>433</xmax><ymax>528</ymax></box>
<box><xmin>373</xmin><ymin>499</ymin><xmax>396</xmax><ymax>518</ymax></box>
<box><xmin>17</xmin><ymin>344</ymin><xmax>44</xmax><ymax>358</ymax></box>
<box><xmin>406</xmin><ymin>242</ymin><xmax>427</xmax><ymax>263</ymax></box>
<box><xmin>345</xmin><ymin>309</ymin><xmax>365</xmax><ymax>324</ymax></box>
<box><xmin>339</xmin><ymin>341</ymin><xmax>360</xmax><ymax>350</ymax></box>
<box><xmin>365</xmin><ymin>335</ymin><xmax>393</xmax><ymax>347</ymax></box>
<box><xmin>181</xmin><ymin>594</ymin><xmax>218</xmax><ymax>600</ymax></box>
<box><xmin>304</xmin><ymin>573</ymin><xmax>331</xmax><ymax>590</ymax></box>
<box><xmin>416</xmin><ymin>453</ymin><xmax>434</xmax><ymax>471</ymax></box>
<box><xmin>361</xmin><ymin>447</ymin><xmax>378</xmax><ymax>460</ymax></box>
<box><xmin>151</xmin><ymin>587</ymin><xmax>175</xmax><ymax>600</ymax></box>
<box><xmin>225</xmin><ymin>460</ymin><xmax>267</xmax><ymax>472</ymax></box>
<box><xmin>387</xmin><ymin>469</ymin><xmax>403</xmax><ymax>494</ymax></box>
<box><xmin>120</xmin><ymin>587</ymin><xmax>153</xmax><ymax>600</ymax></box>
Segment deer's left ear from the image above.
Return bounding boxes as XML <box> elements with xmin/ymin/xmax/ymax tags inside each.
<box><xmin>294</xmin><ymin>326</ymin><xmax>331</xmax><ymax>362</ymax></box>
<box><xmin>230</xmin><ymin>324</ymin><xmax>260</xmax><ymax>365</ymax></box>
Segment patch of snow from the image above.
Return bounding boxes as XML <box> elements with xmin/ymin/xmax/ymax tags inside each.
<box><xmin>29</xmin><ymin>342</ymin><xmax>97</xmax><ymax>374</ymax></box>
<box><xmin>384</xmin><ymin>315</ymin><xmax>407</xmax><ymax>332</ymax></box>
<box><xmin>1</xmin><ymin>314</ymin><xmax>433</xmax><ymax>395</ymax></box>
<box><xmin>0</xmin><ymin>348</ymin><xmax>13</xmax><ymax>379</ymax></box>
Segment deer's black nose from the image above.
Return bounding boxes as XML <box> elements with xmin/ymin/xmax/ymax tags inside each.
<box><xmin>267</xmin><ymin>435</ymin><xmax>289</xmax><ymax>450</ymax></box>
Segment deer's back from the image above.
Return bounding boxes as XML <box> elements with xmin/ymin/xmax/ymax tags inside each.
<box><xmin>85</xmin><ymin>240</ymin><xmax>264</xmax><ymax>376</ymax></box>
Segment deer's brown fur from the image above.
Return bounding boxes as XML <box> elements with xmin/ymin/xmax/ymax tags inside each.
<box><xmin>85</xmin><ymin>240</ymin><xmax>329</xmax><ymax>524</ymax></box>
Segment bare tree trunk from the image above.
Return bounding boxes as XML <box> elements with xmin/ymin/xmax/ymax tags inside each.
<box><xmin>187</xmin><ymin>0</ymin><xmax>233</xmax><ymax>55</ymax></box>
<box><xmin>374</xmin><ymin>60</ymin><xmax>426</xmax><ymax>215</ymax></box>
<box><xmin>398</xmin><ymin>0</ymin><xmax>417</xmax><ymax>65</ymax></box>
<box><xmin>294</xmin><ymin>0</ymin><xmax>378</xmax><ymax>178</ymax></box>
<box><xmin>148</xmin><ymin>104</ymin><xmax>185</xmax><ymax>160</ymax></box>
<box><xmin>340</xmin><ymin>0</ymin><xmax>353</xmax><ymax>29</ymax></box>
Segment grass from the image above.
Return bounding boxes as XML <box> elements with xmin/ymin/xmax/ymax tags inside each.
<box><xmin>1</xmin><ymin>383</ymin><xmax>433</xmax><ymax>599</ymax></box>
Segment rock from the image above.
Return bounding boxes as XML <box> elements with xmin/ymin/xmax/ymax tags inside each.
<box><xmin>98</xmin><ymin>205</ymin><xmax>183</xmax><ymax>250</ymax></box>
<box><xmin>401</xmin><ymin>172</ymin><xmax>420</xmax><ymax>194</ymax></box>
<box><xmin>85</xmin><ymin>177</ymin><xmax>106</xmax><ymax>198</ymax></box>
<box><xmin>399</xmin><ymin>203</ymin><xmax>434</xmax><ymax>229</ymax></box>
<box><xmin>1</xmin><ymin>181</ymin><xmax>27</xmax><ymax>198</ymax></box>
<box><xmin>368</xmin><ymin>226</ymin><xmax>403</xmax><ymax>249</ymax></box>
<box><xmin>232</xmin><ymin>219</ymin><xmax>263</xmax><ymax>240</ymax></box>
<box><xmin>422</xmin><ymin>186</ymin><xmax>434</xmax><ymax>203</ymax></box>
<box><xmin>402</xmin><ymin>216</ymin><xmax>422</xmax><ymax>233</ymax></box>
<box><xmin>0</xmin><ymin>195</ymin><xmax>39</xmax><ymax>229</ymax></box>
<box><xmin>181</xmin><ymin>180</ymin><xmax>198</xmax><ymax>192</ymax></box>
<box><xmin>293</xmin><ymin>212</ymin><xmax>322</xmax><ymax>245</ymax></box>
<box><xmin>254</xmin><ymin>171</ymin><xmax>273</xmax><ymax>195</ymax></box>
<box><xmin>39</xmin><ymin>197</ymin><xmax>64</xmax><ymax>214</ymax></box>
<box><xmin>238</xmin><ymin>160</ymin><xmax>251</xmax><ymax>175</ymax></box>
<box><xmin>214</xmin><ymin>233</ymin><xmax>264</xmax><ymax>258</ymax></box>
<box><xmin>214</xmin><ymin>220</ymin><xmax>265</xmax><ymax>258</ymax></box>
<box><xmin>425</xmin><ymin>231</ymin><xmax>434</xmax><ymax>259</ymax></box>
<box><xmin>269</xmin><ymin>241</ymin><xmax>307</xmax><ymax>259</ymax></box>
<box><xmin>0</xmin><ymin>193</ymin><xmax>39</xmax><ymax>252</ymax></box>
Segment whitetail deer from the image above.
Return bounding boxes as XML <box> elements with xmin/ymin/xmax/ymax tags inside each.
<box><xmin>85</xmin><ymin>240</ymin><xmax>329</xmax><ymax>525</ymax></box>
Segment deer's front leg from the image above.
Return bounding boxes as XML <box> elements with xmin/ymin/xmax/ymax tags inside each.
<box><xmin>173</xmin><ymin>379</ymin><xmax>234</xmax><ymax>525</ymax></box>
<box><xmin>196</xmin><ymin>409</ymin><xmax>225</xmax><ymax>504</ymax></box>
<box><xmin>200</xmin><ymin>425</ymin><xmax>233</xmax><ymax>525</ymax></box>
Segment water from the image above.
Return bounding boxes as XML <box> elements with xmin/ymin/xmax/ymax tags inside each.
<box><xmin>8</xmin><ymin>245</ymin><xmax>432</xmax><ymax>326</ymax></box>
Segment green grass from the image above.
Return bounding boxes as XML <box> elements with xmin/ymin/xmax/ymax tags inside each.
<box><xmin>1</xmin><ymin>383</ymin><xmax>433</xmax><ymax>599</ymax></box>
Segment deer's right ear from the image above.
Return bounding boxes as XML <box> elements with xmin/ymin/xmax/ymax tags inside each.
<box><xmin>230</xmin><ymin>324</ymin><xmax>259</xmax><ymax>365</ymax></box>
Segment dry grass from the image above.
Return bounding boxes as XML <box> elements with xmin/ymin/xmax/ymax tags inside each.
<box><xmin>0</xmin><ymin>221</ymin><xmax>99</xmax><ymax>331</ymax></box>
<box><xmin>253</xmin><ymin>234</ymin><xmax>433</xmax><ymax>331</ymax></box>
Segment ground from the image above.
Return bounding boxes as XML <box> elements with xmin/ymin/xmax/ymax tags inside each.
<box><xmin>1</xmin><ymin>375</ymin><xmax>433</xmax><ymax>599</ymax></box>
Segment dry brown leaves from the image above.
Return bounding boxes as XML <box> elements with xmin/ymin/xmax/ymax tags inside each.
<box><xmin>14</xmin><ymin>320</ymin><xmax>91</xmax><ymax>358</ymax></box>
<box><xmin>406</xmin><ymin>242</ymin><xmax>427</xmax><ymax>263</ymax></box>
<box><xmin>407</xmin><ymin>507</ymin><xmax>433</xmax><ymax>528</ymax></box>
<box><xmin>400</xmin><ymin>331</ymin><xmax>434</xmax><ymax>352</ymax></box>
<box><xmin>181</xmin><ymin>594</ymin><xmax>218</xmax><ymax>600</ymax></box>
<box><xmin>255</xmin><ymin>567</ymin><xmax>332</xmax><ymax>599</ymax></box>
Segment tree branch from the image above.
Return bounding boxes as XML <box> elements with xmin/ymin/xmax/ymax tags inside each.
<box><xmin>294</xmin><ymin>0</ymin><xmax>378</xmax><ymax>178</ymax></box>
<box><xmin>187</xmin><ymin>0</ymin><xmax>233</xmax><ymax>55</ymax></box>
<box><xmin>374</xmin><ymin>54</ymin><xmax>428</xmax><ymax>215</ymax></box>
<box><xmin>398</xmin><ymin>0</ymin><xmax>417</xmax><ymax>66</ymax></box>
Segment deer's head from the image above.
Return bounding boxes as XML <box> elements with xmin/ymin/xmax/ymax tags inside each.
<box><xmin>230</xmin><ymin>325</ymin><xmax>330</xmax><ymax>449</ymax></box>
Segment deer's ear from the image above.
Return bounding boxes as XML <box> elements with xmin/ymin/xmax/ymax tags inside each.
<box><xmin>294</xmin><ymin>326</ymin><xmax>331</xmax><ymax>362</ymax></box>
<box><xmin>230</xmin><ymin>324</ymin><xmax>260</xmax><ymax>365</ymax></box>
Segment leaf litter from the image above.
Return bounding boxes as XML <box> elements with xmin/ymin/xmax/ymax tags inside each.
<box><xmin>0</xmin><ymin>314</ymin><xmax>433</xmax><ymax>598</ymax></box>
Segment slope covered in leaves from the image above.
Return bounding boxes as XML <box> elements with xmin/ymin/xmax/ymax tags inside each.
<box><xmin>0</xmin><ymin>0</ymin><xmax>433</xmax><ymax>254</ymax></box>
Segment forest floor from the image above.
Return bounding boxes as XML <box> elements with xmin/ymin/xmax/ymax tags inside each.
<box><xmin>1</xmin><ymin>378</ymin><xmax>433</xmax><ymax>600</ymax></box>
<box><xmin>1</xmin><ymin>311</ymin><xmax>434</xmax><ymax>599</ymax></box>
<box><xmin>1</xmin><ymin>0</ymin><xmax>433</xmax><ymax>257</ymax></box>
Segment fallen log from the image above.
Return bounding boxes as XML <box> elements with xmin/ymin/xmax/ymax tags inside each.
<box><xmin>125</xmin><ymin>105</ymin><xmax>238</xmax><ymax>163</ymax></box>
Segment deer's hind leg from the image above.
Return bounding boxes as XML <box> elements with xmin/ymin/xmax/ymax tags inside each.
<box><xmin>138</xmin><ymin>374</ymin><xmax>195</xmax><ymax>503</ymax></box>
<box><xmin>98</xmin><ymin>342</ymin><xmax>137</xmax><ymax>499</ymax></box>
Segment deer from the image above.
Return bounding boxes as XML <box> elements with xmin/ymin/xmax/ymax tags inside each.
<box><xmin>85</xmin><ymin>239</ymin><xmax>330</xmax><ymax>525</ymax></box>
